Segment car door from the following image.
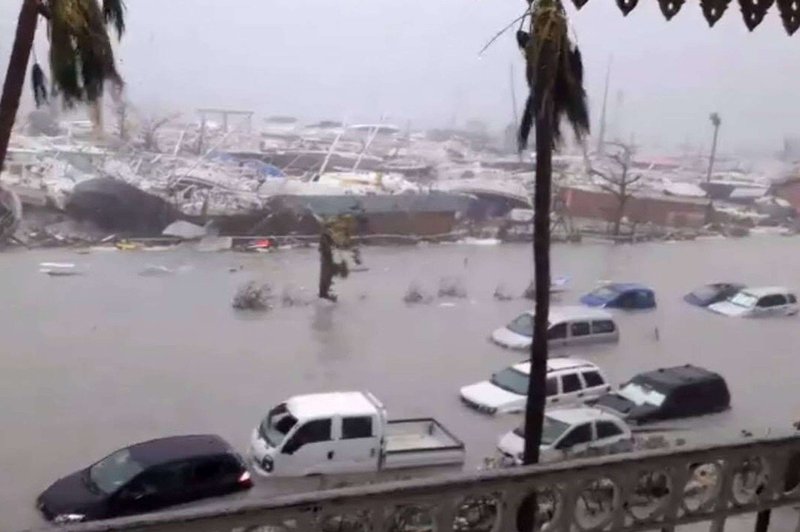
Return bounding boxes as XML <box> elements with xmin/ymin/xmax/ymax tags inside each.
<box><xmin>278</xmin><ymin>418</ymin><xmax>335</xmax><ymax>475</ymax></box>
<box><xmin>111</xmin><ymin>465</ymin><xmax>185</xmax><ymax>517</ymax></box>
<box><xmin>591</xmin><ymin>319</ymin><xmax>617</xmax><ymax>343</ymax></box>
<box><xmin>580</xmin><ymin>369</ymin><xmax>611</xmax><ymax>401</ymax></box>
<box><xmin>568</xmin><ymin>321</ymin><xmax>592</xmax><ymax>346</ymax></box>
<box><xmin>559</xmin><ymin>372</ymin><xmax>584</xmax><ymax>406</ymax></box>
<box><xmin>545</xmin><ymin>376</ymin><xmax>561</xmax><ymax>407</ymax></box>
<box><xmin>185</xmin><ymin>456</ymin><xmax>242</xmax><ymax>501</ymax></box>
<box><xmin>547</xmin><ymin>322</ymin><xmax>568</xmax><ymax>347</ymax></box>
<box><xmin>787</xmin><ymin>294</ymin><xmax>798</xmax><ymax>315</ymax></box>
<box><xmin>328</xmin><ymin>415</ymin><xmax>380</xmax><ymax>474</ymax></box>
<box><xmin>593</xmin><ymin>420</ymin><xmax>627</xmax><ymax>454</ymax></box>
<box><xmin>554</xmin><ymin>422</ymin><xmax>593</xmax><ymax>459</ymax></box>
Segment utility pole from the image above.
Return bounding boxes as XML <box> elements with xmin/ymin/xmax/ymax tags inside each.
<box><xmin>596</xmin><ymin>57</ymin><xmax>612</xmax><ymax>155</ymax></box>
<box><xmin>706</xmin><ymin>113</ymin><xmax>721</xmax><ymax>183</ymax></box>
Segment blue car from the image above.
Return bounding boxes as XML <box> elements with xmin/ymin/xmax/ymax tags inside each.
<box><xmin>580</xmin><ymin>283</ymin><xmax>656</xmax><ymax>310</ymax></box>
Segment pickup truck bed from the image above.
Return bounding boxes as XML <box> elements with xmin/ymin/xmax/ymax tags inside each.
<box><xmin>382</xmin><ymin>418</ymin><xmax>465</xmax><ymax>470</ymax></box>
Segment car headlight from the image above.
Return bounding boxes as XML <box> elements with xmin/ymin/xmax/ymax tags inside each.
<box><xmin>54</xmin><ymin>514</ymin><xmax>85</xmax><ymax>524</ymax></box>
<box><xmin>261</xmin><ymin>455</ymin><xmax>274</xmax><ymax>472</ymax></box>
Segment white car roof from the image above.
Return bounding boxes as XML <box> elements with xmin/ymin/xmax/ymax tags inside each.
<box><xmin>511</xmin><ymin>357</ymin><xmax>600</xmax><ymax>375</ymax></box>
<box><xmin>522</xmin><ymin>305</ymin><xmax>614</xmax><ymax>322</ymax></box>
<box><xmin>740</xmin><ymin>286</ymin><xmax>793</xmax><ymax>297</ymax></box>
<box><xmin>547</xmin><ymin>407</ymin><xmax>624</xmax><ymax>426</ymax></box>
<box><xmin>286</xmin><ymin>391</ymin><xmax>377</xmax><ymax>419</ymax></box>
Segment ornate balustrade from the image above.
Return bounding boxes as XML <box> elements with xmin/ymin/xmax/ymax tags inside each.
<box><xmin>41</xmin><ymin>434</ymin><xmax>800</xmax><ymax>532</ymax></box>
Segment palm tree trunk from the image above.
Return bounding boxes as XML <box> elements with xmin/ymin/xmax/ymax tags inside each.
<box><xmin>706</xmin><ymin>123</ymin><xmax>720</xmax><ymax>183</ymax></box>
<box><xmin>523</xmin><ymin>98</ymin><xmax>554</xmax><ymax>466</ymax></box>
<box><xmin>0</xmin><ymin>0</ymin><xmax>38</xmax><ymax>172</ymax></box>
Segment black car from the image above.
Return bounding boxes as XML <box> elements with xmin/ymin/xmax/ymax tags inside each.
<box><xmin>591</xmin><ymin>365</ymin><xmax>730</xmax><ymax>424</ymax></box>
<box><xmin>683</xmin><ymin>283</ymin><xmax>746</xmax><ymax>307</ymax></box>
<box><xmin>37</xmin><ymin>435</ymin><xmax>252</xmax><ymax>524</ymax></box>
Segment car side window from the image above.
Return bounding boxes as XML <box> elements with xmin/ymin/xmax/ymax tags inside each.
<box><xmin>283</xmin><ymin>419</ymin><xmax>332</xmax><ymax>454</ymax></box>
<box><xmin>788</xmin><ymin>294</ymin><xmax>797</xmax><ymax>304</ymax></box>
<box><xmin>570</xmin><ymin>321</ymin><xmax>591</xmax><ymax>337</ymax></box>
<box><xmin>546</xmin><ymin>377</ymin><xmax>558</xmax><ymax>397</ymax></box>
<box><xmin>596</xmin><ymin>421</ymin><xmax>623</xmax><ymax>439</ymax></box>
<box><xmin>758</xmin><ymin>294</ymin><xmax>787</xmax><ymax>307</ymax></box>
<box><xmin>342</xmin><ymin>416</ymin><xmax>373</xmax><ymax>439</ymax></box>
<box><xmin>548</xmin><ymin>323</ymin><xmax>567</xmax><ymax>340</ymax></box>
<box><xmin>591</xmin><ymin>320</ymin><xmax>615</xmax><ymax>334</ymax></box>
<box><xmin>561</xmin><ymin>373</ymin><xmax>582</xmax><ymax>393</ymax></box>
<box><xmin>557</xmin><ymin>423</ymin><xmax>592</xmax><ymax>449</ymax></box>
<box><xmin>581</xmin><ymin>370</ymin><xmax>605</xmax><ymax>388</ymax></box>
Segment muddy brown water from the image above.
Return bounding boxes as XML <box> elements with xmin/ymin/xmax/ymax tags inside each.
<box><xmin>3</xmin><ymin>237</ymin><xmax>800</xmax><ymax>529</ymax></box>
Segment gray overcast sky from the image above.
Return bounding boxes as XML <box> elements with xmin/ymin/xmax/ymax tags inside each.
<box><xmin>2</xmin><ymin>0</ymin><xmax>799</xmax><ymax>153</ymax></box>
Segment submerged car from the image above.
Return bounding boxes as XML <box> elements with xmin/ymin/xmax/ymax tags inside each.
<box><xmin>491</xmin><ymin>306</ymin><xmax>618</xmax><ymax>350</ymax></box>
<box><xmin>592</xmin><ymin>365</ymin><xmax>730</xmax><ymax>425</ymax></box>
<box><xmin>580</xmin><ymin>283</ymin><xmax>656</xmax><ymax>310</ymax></box>
<box><xmin>460</xmin><ymin>358</ymin><xmax>610</xmax><ymax>415</ymax></box>
<box><xmin>708</xmin><ymin>286</ymin><xmax>798</xmax><ymax>318</ymax></box>
<box><xmin>683</xmin><ymin>283</ymin><xmax>746</xmax><ymax>307</ymax></box>
<box><xmin>497</xmin><ymin>407</ymin><xmax>633</xmax><ymax>464</ymax></box>
<box><xmin>37</xmin><ymin>435</ymin><xmax>252</xmax><ymax>523</ymax></box>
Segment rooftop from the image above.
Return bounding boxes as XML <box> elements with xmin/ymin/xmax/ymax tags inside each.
<box><xmin>128</xmin><ymin>435</ymin><xmax>233</xmax><ymax>466</ymax></box>
<box><xmin>741</xmin><ymin>286</ymin><xmax>792</xmax><ymax>297</ymax></box>
<box><xmin>547</xmin><ymin>407</ymin><xmax>622</xmax><ymax>425</ymax></box>
<box><xmin>522</xmin><ymin>305</ymin><xmax>614</xmax><ymax>321</ymax></box>
<box><xmin>512</xmin><ymin>357</ymin><xmax>599</xmax><ymax>375</ymax></box>
<box><xmin>636</xmin><ymin>365</ymin><xmax>724</xmax><ymax>388</ymax></box>
<box><xmin>286</xmin><ymin>391</ymin><xmax>378</xmax><ymax>419</ymax></box>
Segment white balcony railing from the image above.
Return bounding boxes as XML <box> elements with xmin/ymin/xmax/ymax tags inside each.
<box><xmin>43</xmin><ymin>434</ymin><xmax>800</xmax><ymax>532</ymax></box>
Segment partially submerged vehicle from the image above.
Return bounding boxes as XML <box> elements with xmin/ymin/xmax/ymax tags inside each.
<box><xmin>497</xmin><ymin>407</ymin><xmax>633</xmax><ymax>465</ymax></box>
<box><xmin>683</xmin><ymin>283</ymin><xmax>746</xmax><ymax>307</ymax></box>
<box><xmin>580</xmin><ymin>283</ymin><xmax>657</xmax><ymax>310</ymax></box>
<box><xmin>249</xmin><ymin>391</ymin><xmax>464</xmax><ymax>480</ymax></box>
<box><xmin>491</xmin><ymin>306</ymin><xmax>618</xmax><ymax>350</ymax></box>
<box><xmin>37</xmin><ymin>435</ymin><xmax>252</xmax><ymax>524</ymax></box>
<box><xmin>708</xmin><ymin>286</ymin><xmax>798</xmax><ymax>318</ymax></box>
<box><xmin>460</xmin><ymin>358</ymin><xmax>611</xmax><ymax>415</ymax></box>
<box><xmin>592</xmin><ymin>365</ymin><xmax>731</xmax><ymax>425</ymax></box>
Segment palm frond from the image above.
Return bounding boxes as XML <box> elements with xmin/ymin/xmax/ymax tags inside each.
<box><xmin>518</xmin><ymin>0</ymin><xmax>589</xmax><ymax>151</ymax></box>
<box><xmin>46</xmin><ymin>0</ymin><xmax>124</xmax><ymax>108</ymax></box>
<box><xmin>103</xmin><ymin>0</ymin><xmax>126</xmax><ymax>38</ymax></box>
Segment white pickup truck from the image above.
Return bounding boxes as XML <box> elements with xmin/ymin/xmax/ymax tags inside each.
<box><xmin>249</xmin><ymin>391</ymin><xmax>465</xmax><ymax>479</ymax></box>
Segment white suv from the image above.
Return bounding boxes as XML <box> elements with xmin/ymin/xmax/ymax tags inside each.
<box><xmin>459</xmin><ymin>358</ymin><xmax>611</xmax><ymax>415</ymax></box>
<box><xmin>497</xmin><ymin>407</ymin><xmax>633</xmax><ymax>464</ymax></box>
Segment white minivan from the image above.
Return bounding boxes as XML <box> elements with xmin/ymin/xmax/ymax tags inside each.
<box><xmin>491</xmin><ymin>306</ymin><xmax>619</xmax><ymax>350</ymax></box>
<box><xmin>459</xmin><ymin>358</ymin><xmax>611</xmax><ymax>415</ymax></box>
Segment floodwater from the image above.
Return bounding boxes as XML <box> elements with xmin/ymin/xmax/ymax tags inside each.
<box><xmin>3</xmin><ymin>236</ymin><xmax>800</xmax><ymax>530</ymax></box>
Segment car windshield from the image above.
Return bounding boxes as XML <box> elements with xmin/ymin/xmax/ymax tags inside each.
<box><xmin>506</xmin><ymin>313</ymin><xmax>533</xmax><ymax>337</ymax></box>
<box><xmin>88</xmin><ymin>448</ymin><xmax>146</xmax><ymax>495</ymax></box>
<box><xmin>260</xmin><ymin>403</ymin><xmax>298</xmax><ymax>447</ymax></box>
<box><xmin>590</xmin><ymin>286</ymin><xmax>619</xmax><ymax>300</ymax></box>
<box><xmin>729</xmin><ymin>292</ymin><xmax>758</xmax><ymax>308</ymax></box>
<box><xmin>490</xmin><ymin>367</ymin><xmax>529</xmax><ymax>396</ymax></box>
<box><xmin>513</xmin><ymin>416</ymin><xmax>570</xmax><ymax>446</ymax></box>
<box><xmin>618</xmin><ymin>381</ymin><xmax>666</xmax><ymax>407</ymax></box>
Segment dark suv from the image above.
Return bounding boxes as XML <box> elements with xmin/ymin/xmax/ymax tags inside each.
<box><xmin>592</xmin><ymin>365</ymin><xmax>731</xmax><ymax>424</ymax></box>
<box><xmin>37</xmin><ymin>434</ymin><xmax>252</xmax><ymax>524</ymax></box>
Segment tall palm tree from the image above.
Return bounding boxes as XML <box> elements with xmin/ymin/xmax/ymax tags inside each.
<box><xmin>0</xmin><ymin>0</ymin><xmax>126</xmax><ymax>171</ymax></box>
<box><xmin>516</xmin><ymin>0</ymin><xmax>798</xmax><ymax>475</ymax></box>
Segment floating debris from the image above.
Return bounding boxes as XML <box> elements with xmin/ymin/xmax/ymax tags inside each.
<box><xmin>493</xmin><ymin>284</ymin><xmax>515</xmax><ymax>301</ymax></box>
<box><xmin>232</xmin><ymin>281</ymin><xmax>273</xmax><ymax>311</ymax></box>
<box><xmin>39</xmin><ymin>262</ymin><xmax>83</xmax><ymax>276</ymax></box>
<box><xmin>523</xmin><ymin>276</ymin><xmax>570</xmax><ymax>299</ymax></box>
<box><xmin>404</xmin><ymin>282</ymin><xmax>434</xmax><ymax>304</ymax></box>
<box><xmin>438</xmin><ymin>276</ymin><xmax>467</xmax><ymax>299</ymax></box>
<box><xmin>139</xmin><ymin>265</ymin><xmax>174</xmax><ymax>277</ymax></box>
